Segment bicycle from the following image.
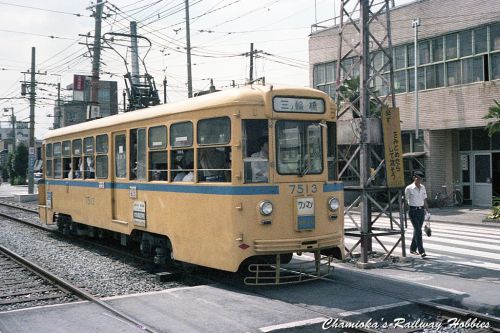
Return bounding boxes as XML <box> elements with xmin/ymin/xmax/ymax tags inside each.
<box><xmin>434</xmin><ymin>184</ymin><xmax>463</xmax><ymax>208</ymax></box>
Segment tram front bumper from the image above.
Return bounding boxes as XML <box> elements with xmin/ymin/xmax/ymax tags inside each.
<box><xmin>253</xmin><ymin>234</ymin><xmax>342</xmax><ymax>253</ymax></box>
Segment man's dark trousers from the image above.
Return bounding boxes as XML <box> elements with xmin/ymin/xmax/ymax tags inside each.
<box><xmin>409</xmin><ymin>208</ymin><xmax>425</xmax><ymax>254</ymax></box>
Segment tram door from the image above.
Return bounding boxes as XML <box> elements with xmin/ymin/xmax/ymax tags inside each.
<box><xmin>112</xmin><ymin>132</ymin><xmax>128</xmax><ymax>221</ymax></box>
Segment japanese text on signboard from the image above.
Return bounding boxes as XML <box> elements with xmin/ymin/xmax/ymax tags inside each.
<box><xmin>382</xmin><ymin>107</ymin><xmax>404</xmax><ymax>188</ymax></box>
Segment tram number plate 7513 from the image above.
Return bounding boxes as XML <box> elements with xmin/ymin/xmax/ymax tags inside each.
<box><xmin>296</xmin><ymin>197</ymin><xmax>314</xmax><ymax>215</ymax></box>
<box><xmin>289</xmin><ymin>184</ymin><xmax>318</xmax><ymax>194</ymax></box>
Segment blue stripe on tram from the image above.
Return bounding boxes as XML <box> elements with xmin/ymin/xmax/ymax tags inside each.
<box><xmin>45</xmin><ymin>180</ymin><xmax>279</xmax><ymax>195</ymax></box>
<box><xmin>323</xmin><ymin>183</ymin><xmax>343</xmax><ymax>192</ymax></box>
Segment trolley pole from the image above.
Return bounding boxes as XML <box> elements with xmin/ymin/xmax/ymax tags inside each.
<box><xmin>28</xmin><ymin>47</ymin><xmax>35</xmax><ymax>195</ymax></box>
<box><xmin>163</xmin><ymin>77</ymin><xmax>167</xmax><ymax>104</ymax></box>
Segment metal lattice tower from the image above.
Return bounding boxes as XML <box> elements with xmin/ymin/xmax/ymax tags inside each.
<box><xmin>335</xmin><ymin>0</ymin><xmax>406</xmax><ymax>265</ymax></box>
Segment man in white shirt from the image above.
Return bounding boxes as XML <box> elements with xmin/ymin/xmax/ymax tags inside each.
<box><xmin>251</xmin><ymin>138</ymin><xmax>269</xmax><ymax>182</ymax></box>
<box><xmin>404</xmin><ymin>170</ymin><xmax>429</xmax><ymax>258</ymax></box>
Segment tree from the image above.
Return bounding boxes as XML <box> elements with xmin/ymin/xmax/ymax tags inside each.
<box><xmin>8</xmin><ymin>143</ymin><xmax>28</xmax><ymax>185</ymax></box>
<box><xmin>484</xmin><ymin>99</ymin><xmax>500</xmax><ymax>137</ymax></box>
<box><xmin>337</xmin><ymin>76</ymin><xmax>381</xmax><ymax>118</ymax></box>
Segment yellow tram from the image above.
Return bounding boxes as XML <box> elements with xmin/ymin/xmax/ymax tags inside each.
<box><xmin>38</xmin><ymin>85</ymin><xmax>344</xmax><ymax>284</ymax></box>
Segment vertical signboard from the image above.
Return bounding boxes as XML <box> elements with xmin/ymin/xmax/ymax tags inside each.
<box><xmin>73</xmin><ymin>74</ymin><xmax>86</xmax><ymax>101</ymax></box>
<box><xmin>382</xmin><ymin>107</ymin><xmax>405</xmax><ymax>188</ymax></box>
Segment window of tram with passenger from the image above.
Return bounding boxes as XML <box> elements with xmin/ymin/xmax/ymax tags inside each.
<box><xmin>243</xmin><ymin>120</ymin><xmax>269</xmax><ymax>183</ymax></box>
<box><xmin>148</xmin><ymin>126</ymin><xmax>167</xmax><ymax>181</ymax></box>
<box><xmin>197</xmin><ymin>117</ymin><xmax>231</xmax><ymax>182</ymax></box>
<box><xmin>170</xmin><ymin>121</ymin><xmax>194</xmax><ymax>182</ymax></box>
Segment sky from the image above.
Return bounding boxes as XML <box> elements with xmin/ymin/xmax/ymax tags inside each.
<box><xmin>0</xmin><ymin>0</ymin><xmax>414</xmax><ymax>139</ymax></box>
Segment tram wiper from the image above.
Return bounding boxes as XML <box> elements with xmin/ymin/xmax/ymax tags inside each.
<box><xmin>299</xmin><ymin>161</ymin><xmax>311</xmax><ymax>177</ymax></box>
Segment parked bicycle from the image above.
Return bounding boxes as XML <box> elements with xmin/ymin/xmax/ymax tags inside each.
<box><xmin>434</xmin><ymin>184</ymin><xmax>463</xmax><ymax>208</ymax></box>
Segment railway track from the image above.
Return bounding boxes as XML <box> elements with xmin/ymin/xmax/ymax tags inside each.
<box><xmin>0</xmin><ymin>244</ymin><xmax>77</xmax><ymax>311</ymax></box>
<box><xmin>2</xmin><ymin>200</ymin><xmax>499</xmax><ymax>332</ymax></box>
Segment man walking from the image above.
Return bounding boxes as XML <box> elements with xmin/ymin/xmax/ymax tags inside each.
<box><xmin>405</xmin><ymin>170</ymin><xmax>429</xmax><ymax>258</ymax></box>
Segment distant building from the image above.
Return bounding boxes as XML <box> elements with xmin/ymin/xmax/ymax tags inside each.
<box><xmin>53</xmin><ymin>76</ymin><xmax>118</xmax><ymax>129</ymax></box>
<box><xmin>309</xmin><ymin>0</ymin><xmax>500</xmax><ymax>207</ymax></box>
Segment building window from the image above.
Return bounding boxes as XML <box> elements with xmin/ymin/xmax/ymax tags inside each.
<box><xmin>394</xmin><ymin>45</ymin><xmax>406</xmax><ymax>69</ymax></box>
<box><xmin>459</xmin><ymin>30</ymin><xmax>473</xmax><ymax>57</ymax></box>
<box><xmin>474</xmin><ymin>27</ymin><xmax>487</xmax><ymax>54</ymax></box>
<box><xmin>491</xmin><ymin>23</ymin><xmax>500</xmax><ymax>51</ymax></box>
<box><xmin>407</xmin><ymin>44</ymin><xmax>415</xmax><ymax>67</ymax></box>
<box><xmin>431</xmin><ymin>37</ymin><xmax>444</xmax><ymax>62</ymax></box>
<box><xmin>492</xmin><ymin>53</ymin><xmax>500</xmax><ymax>80</ymax></box>
<box><xmin>419</xmin><ymin>40</ymin><xmax>431</xmax><ymax>65</ymax></box>
<box><xmin>446</xmin><ymin>33</ymin><xmax>458</xmax><ymax>60</ymax></box>
<box><xmin>394</xmin><ymin>70</ymin><xmax>406</xmax><ymax>93</ymax></box>
<box><xmin>446</xmin><ymin>61</ymin><xmax>461</xmax><ymax>86</ymax></box>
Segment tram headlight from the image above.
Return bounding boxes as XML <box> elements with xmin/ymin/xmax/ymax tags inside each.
<box><xmin>258</xmin><ymin>200</ymin><xmax>273</xmax><ymax>216</ymax></box>
<box><xmin>328</xmin><ymin>197</ymin><xmax>340</xmax><ymax>211</ymax></box>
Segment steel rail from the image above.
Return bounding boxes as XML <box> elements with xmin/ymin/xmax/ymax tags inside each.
<box><xmin>0</xmin><ymin>244</ymin><xmax>159</xmax><ymax>333</ymax></box>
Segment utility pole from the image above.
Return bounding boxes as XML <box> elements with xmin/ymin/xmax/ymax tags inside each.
<box><xmin>89</xmin><ymin>0</ymin><xmax>104</xmax><ymax>120</ymax></box>
<box><xmin>185</xmin><ymin>0</ymin><xmax>193</xmax><ymax>98</ymax></box>
<box><xmin>244</xmin><ymin>43</ymin><xmax>263</xmax><ymax>83</ymax></box>
<box><xmin>54</xmin><ymin>82</ymin><xmax>61</xmax><ymax>129</ymax></box>
<box><xmin>412</xmin><ymin>18</ymin><xmax>420</xmax><ymax>140</ymax></box>
<box><xmin>28</xmin><ymin>47</ymin><xmax>35</xmax><ymax>194</ymax></box>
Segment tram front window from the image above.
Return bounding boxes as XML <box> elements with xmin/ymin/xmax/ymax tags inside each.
<box><xmin>276</xmin><ymin>121</ymin><xmax>323</xmax><ymax>176</ymax></box>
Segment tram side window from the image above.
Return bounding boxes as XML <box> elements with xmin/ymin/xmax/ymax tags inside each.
<box><xmin>170</xmin><ymin>122</ymin><xmax>193</xmax><ymax>182</ymax></box>
<box><xmin>148</xmin><ymin>126</ymin><xmax>167</xmax><ymax>181</ymax></box>
<box><xmin>84</xmin><ymin>137</ymin><xmax>95</xmax><ymax>179</ymax></box>
<box><xmin>72</xmin><ymin>139</ymin><xmax>82</xmax><ymax>179</ymax></box>
<box><xmin>96</xmin><ymin>134</ymin><xmax>108</xmax><ymax>179</ymax></box>
<box><xmin>62</xmin><ymin>141</ymin><xmax>72</xmax><ymax>178</ymax></box>
<box><xmin>45</xmin><ymin>143</ymin><xmax>53</xmax><ymax>178</ymax></box>
<box><xmin>197</xmin><ymin>117</ymin><xmax>231</xmax><ymax>182</ymax></box>
<box><xmin>130</xmin><ymin>128</ymin><xmax>147</xmax><ymax>181</ymax></box>
<box><xmin>115</xmin><ymin>134</ymin><xmax>127</xmax><ymax>178</ymax></box>
<box><xmin>242</xmin><ymin>120</ymin><xmax>269</xmax><ymax>183</ymax></box>
<box><xmin>53</xmin><ymin>142</ymin><xmax>62</xmax><ymax>179</ymax></box>
<box><xmin>327</xmin><ymin>122</ymin><xmax>337</xmax><ymax>181</ymax></box>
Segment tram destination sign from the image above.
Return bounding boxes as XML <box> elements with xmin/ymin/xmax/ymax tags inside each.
<box><xmin>273</xmin><ymin>97</ymin><xmax>325</xmax><ymax>114</ymax></box>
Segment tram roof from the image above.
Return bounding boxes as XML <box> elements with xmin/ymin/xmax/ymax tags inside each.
<box><xmin>44</xmin><ymin>85</ymin><xmax>325</xmax><ymax>140</ymax></box>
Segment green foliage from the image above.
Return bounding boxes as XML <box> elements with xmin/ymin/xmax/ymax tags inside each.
<box><xmin>1</xmin><ymin>166</ymin><xmax>8</xmax><ymax>181</ymax></box>
<box><xmin>337</xmin><ymin>76</ymin><xmax>381</xmax><ymax>118</ymax></box>
<box><xmin>7</xmin><ymin>143</ymin><xmax>28</xmax><ymax>185</ymax></box>
<box><xmin>483</xmin><ymin>99</ymin><xmax>500</xmax><ymax>137</ymax></box>
<box><xmin>13</xmin><ymin>176</ymin><xmax>26</xmax><ymax>186</ymax></box>
<box><xmin>488</xmin><ymin>196</ymin><xmax>500</xmax><ymax>220</ymax></box>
